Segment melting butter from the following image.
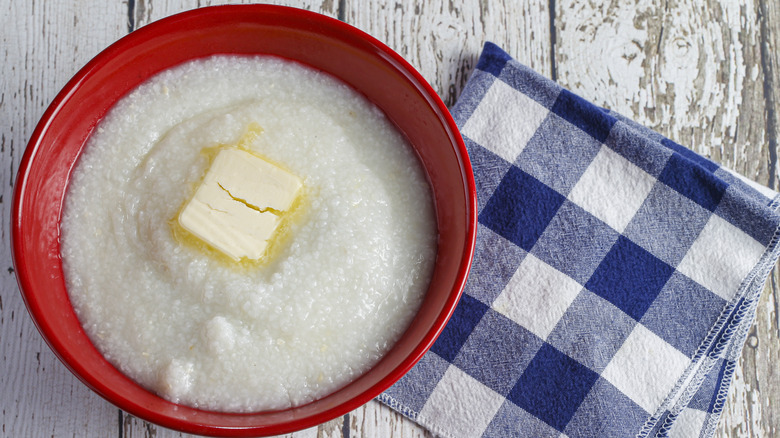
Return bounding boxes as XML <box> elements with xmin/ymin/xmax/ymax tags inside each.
<box><xmin>178</xmin><ymin>146</ymin><xmax>303</xmax><ymax>262</ymax></box>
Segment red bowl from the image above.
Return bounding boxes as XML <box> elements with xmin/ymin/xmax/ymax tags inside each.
<box><xmin>12</xmin><ymin>5</ymin><xmax>476</xmax><ymax>436</ymax></box>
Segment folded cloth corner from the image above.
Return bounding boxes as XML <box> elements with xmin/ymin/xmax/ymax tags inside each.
<box><xmin>379</xmin><ymin>42</ymin><xmax>780</xmax><ymax>438</ymax></box>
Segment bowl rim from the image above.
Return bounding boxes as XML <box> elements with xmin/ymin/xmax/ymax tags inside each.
<box><xmin>12</xmin><ymin>4</ymin><xmax>477</xmax><ymax>436</ymax></box>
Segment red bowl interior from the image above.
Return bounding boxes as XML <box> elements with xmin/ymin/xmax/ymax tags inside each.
<box><xmin>12</xmin><ymin>5</ymin><xmax>476</xmax><ymax>436</ymax></box>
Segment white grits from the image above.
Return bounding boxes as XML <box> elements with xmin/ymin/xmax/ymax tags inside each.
<box><xmin>60</xmin><ymin>56</ymin><xmax>437</xmax><ymax>412</ymax></box>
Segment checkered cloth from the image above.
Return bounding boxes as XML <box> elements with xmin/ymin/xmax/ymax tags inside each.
<box><xmin>378</xmin><ymin>42</ymin><xmax>780</xmax><ymax>438</ymax></box>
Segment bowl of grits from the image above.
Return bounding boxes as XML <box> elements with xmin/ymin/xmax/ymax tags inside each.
<box><xmin>12</xmin><ymin>5</ymin><xmax>476</xmax><ymax>436</ymax></box>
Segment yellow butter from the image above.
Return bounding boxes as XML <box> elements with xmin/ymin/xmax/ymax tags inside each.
<box><xmin>178</xmin><ymin>147</ymin><xmax>303</xmax><ymax>262</ymax></box>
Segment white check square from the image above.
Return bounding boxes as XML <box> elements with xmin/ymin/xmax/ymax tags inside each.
<box><xmin>492</xmin><ymin>253</ymin><xmax>582</xmax><ymax>340</ymax></box>
<box><xmin>568</xmin><ymin>146</ymin><xmax>657</xmax><ymax>233</ymax></box>
<box><xmin>602</xmin><ymin>324</ymin><xmax>690</xmax><ymax>413</ymax></box>
<box><xmin>461</xmin><ymin>80</ymin><xmax>550</xmax><ymax>163</ymax></box>
<box><xmin>418</xmin><ymin>366</ymin><xmax>505</xmax><ymax>438</ymax></box>
<box><xmin>677</xmin><ymin>215</ymin><xmax>766</xmax><ymax>301</ymax></box>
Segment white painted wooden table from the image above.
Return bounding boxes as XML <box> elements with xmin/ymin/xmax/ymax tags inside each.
<box><xmin>2</xmin><ymin>1</ymin><xmax>779</xmax><ymax>436</ymax></box>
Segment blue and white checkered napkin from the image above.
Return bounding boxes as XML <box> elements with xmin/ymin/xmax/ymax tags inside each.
<box><xmin>379</xmin><ymin>42</ymin><xmax>780</xmax><ymax>438</ymax></box>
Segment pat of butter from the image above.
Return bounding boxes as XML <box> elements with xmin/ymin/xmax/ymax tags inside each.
<box><xmin>178</xmin><ymin>148</ymin><xmax>302</xmax><ymax>262</ymax></box>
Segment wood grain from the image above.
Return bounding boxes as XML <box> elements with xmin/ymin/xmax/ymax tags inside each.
<box><xmin>0</xmin><ymin>2</ymin><xmax>129</xmax><ymax>437</ymax></box>
<box><xmin>718</xmin><ymin>1</ymin><xmax>780</xmax><ymax>435</ymax></box>
<box><xmin>2</xmin><ymin>0</ymin><xmax>778</xmax><ymax>437</ymax></box>
<box><xmin>343</xmin><ymin>0</ymin><xmax>551</xmax><ymax>107</ymax></box>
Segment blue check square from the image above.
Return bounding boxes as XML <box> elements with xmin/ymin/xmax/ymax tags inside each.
<box><xmin>532</xmin><ymin>200</ymin><xmax>619</xmax><ymax>285</ymax></box>
<box><xmin>551</xmin><ymin>89</ymin><xmax>617</xmax><ymax>143</ymax></box>
<box><xmin>585</xmin><ymin>236</ymin><xmax>675</xmax><ymax>321</ymax></box>
<box><xmin>658</xmin><ymin>153</ymin><xmax>728</xmax><ymax>211</ymax></box>
<box><xmin>660</xmin><ymin>138</ymin><xmax>720</xmax><ymax>172</ymax></box>
<box><xmin>453</xmin><ymin>309</ymin><xmax>544</xmax><ymax>396</ymax></box>
<box><xmin>479</xmin><ymin>167</ymin><xmax>566</xmax><ymax>251</ymax></box>
<box><xmin>430</xmin><ymin>294</ymin><xmax>489</xmax><ymax>362</ymax></box>
<box><xmin>716</xmin><ymin>184</ymin><xmax>780</xmax><ymax>246</ymax></box>
<box><xmin>604</xmin><ymin>121</ymin><xmax>673</xmax><ymax>178</ymax></box>
<box><xmin>477</xmin><ymin>41</ymin><xmax>513</xmax><ymax>77</ymax></box>
<box><xmin>497</xmin><ymin>61</ymin><xmax>562</xmax><ymax>110</ymax></box>
<box><xmin>508</xmin><ymin>344</ymin><xmax>600</xmax><ymax>432</ymax></box>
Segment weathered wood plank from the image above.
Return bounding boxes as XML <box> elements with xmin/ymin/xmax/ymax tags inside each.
<box><xmin>127</xmin><ymin>0</ymin><xmax>339</xmax><ymax>31</ymax></box>
<box><xmin>718</xmin><ymin>0</ymin><xmax>780</xmax><ymax>434</ymax></box>
<box><xmin>0</xmin><ymin>1</ymin><xmax>129</xmax><ymax>437</ymax></box>
<box><xmin>555</xmin><ymin>1</ymin><xmax>780</xmax><ymax>437</ymax></box>
<box><xmin>344</xmin><ymin>0</ymin><xmax>552</xmax><ymax>107</ymax></box>
<box><xmin>555</xmin><ymin>1</ymin><xmax>770</xmax><ymax>178</ymax></box>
